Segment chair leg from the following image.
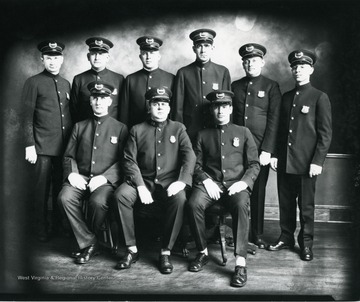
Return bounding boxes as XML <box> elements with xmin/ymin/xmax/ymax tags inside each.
<box><xmin>219</xmin><ymin>216</ymin><xmax>227</xmax><ymax>266</ymax></box>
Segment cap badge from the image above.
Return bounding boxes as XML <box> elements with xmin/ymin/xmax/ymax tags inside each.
<box><xmin>246</xmin><ymin>45</ymin><xmax>254</xmax><ymax>52</ymax></box>
<box><xmin>110</xmin><ymin>136</ymin><xmax>118</xmax><ymax>144</ymax></box>
<box><xmin>295</xmin><ymin>52</ymin><xmax>303</xmax><ymax>58</ymax></box>
<box><xmin>199</xmin><ymin>32</ymin><xmax>206</xmax><ymax>37</ymax></box>
<box><xmin>258</xmin><ymin>91</ymin><xmax>265</xmax><ymax>98</ymax></box>
<box><xmin>216</xmin><ymin>93</ymin><xmax>225</xmax><ymax>99</ymax></box>
<box><xmin>49</xmin><ymin>43</ymin><xmax>57</xmax><ymax>49</ymax></box>
<box><xmin>146</xmin><ymin>38</ymin><xmax>154</xmax><ymax>44</ymax></box>
<box><xmin>157</xmin><ymin>88</ymin><xmax>165</xmax><ymax>95</ymax></box>
<box><xmin>212</xmin><ymin>83</ymin><xmax>219</xmax><ymax>90</ymax></box>
<box><xmin>95</xmin><ymin>84</ymin><xmax>104</xmax><ymax>90</ymax></box>
<box><xmin>170</xmin><ymin>135</ymin><xmax>176</xmax><ymax>143</ymax></box>
<box><xmin>95</xmin><ymin>40</ymin><xmax>103</xmax><ymax>46</ymax></box>
<box><xmin>301</xmin><ymin>105</ymin><xmax>310</xmax><ymax>114</ymax></box>
<box><xmin>233</xmin><ymin>137</ymin><xmax>240</xmax><ymax>147</ymax></box>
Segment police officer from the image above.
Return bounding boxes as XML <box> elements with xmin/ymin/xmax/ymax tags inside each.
<box><xmin>23</xmin><ymin>40</ymin><xmax>72</xmax><ymax>242</ymax></box>
<box><xmin>70</xmin><ymin>37</ymin><xmax>124</xmax><ymax>123</ymax></box>
<box><xmin>114</xmin><ymin>87</ymin><xmax>196</xmax><ymax>274</ymax></box>
<box><xmin>119</xmin><ymin>36</ymin><xmax>174</xmax><ymax>128</ymax></box>
<box><xmin>231</xmin><ymin>43</ymin><xmax>281</xmax><ymax>249</ymax></box>
<box><xmin>268</xmin><ymin>50</ymin><xmax>332</xmax><ymax>261</ymax></box>
<box><xmin>58</xmin><ymin>81</ymin><xmax>128</xmax><ymax>264</ymax></box>
<box><xmin>172</xmin><ymin>29</ymin><xmax>231</xmax><ymax>141</ymax></box>
<box><xmin>187</xmin><ymin>90</ymin><xmax>260</xmax><ymax>287</ymax></box>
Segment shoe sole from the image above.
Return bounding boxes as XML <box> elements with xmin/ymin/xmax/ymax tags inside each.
<box><xmin>75</xmin><ymin>251</ymin><xmax>100</xmax><ymax>264</ymax></box>
<box><xmin>230</xmin><ymin>281</ymin><xmax>247</xmax><ymax>288</ymax></box>
<box><xmin>189</xmin><ymin>260</ymin><xmax>209</xmax><ymax>272</ymax></box>
<box><xmin>115</xmin><ymin>259</ymin><xmax>138</xmax><ymax>270</ymax></box>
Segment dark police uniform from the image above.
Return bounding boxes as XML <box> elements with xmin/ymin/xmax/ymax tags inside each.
<box><xmin>115</xmin><ymin>87</ymin><xmax>196</xmax><ymax>251</ymax></box>
<box><xmin>23</xmin><ymin>41</ymin><xmax>72</xmax><ymax>240</ymax></box>
<box><xmin>58</xmin><ymin>81</ymin><xmax>128</xmax><ymax>251</ymax></box>
<box><xmin>70</xmin><ymin>37</ymin><xmax>124</xmax><ymax>123</ymax></box>
<box><xmin>274</xmin><ymin>50</ymin><xmax>332</xmax><ymax>250</ymax></box>
<box><xmin>172</xmin><ymin>29</ymin><xmax>231</xmax><ymax>140</ymax></box>
<box><xmin>231</xmin><ymin>43</ymin><xmax>281</xmax><ymax>244</ymax></box>
<box><xmin>119</xmin><ymin>36</ymin><xmax>174</xmax><ymax>128</ymax></box>
<box><xmin>188</xmin><ymin>91</ymin><xmax>260</xmax><ymax>258</ymax></box>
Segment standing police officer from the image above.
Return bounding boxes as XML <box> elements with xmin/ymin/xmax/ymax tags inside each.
<box><xmin>119</xmin><ymin>36</ymin><xmax>174</xmax><ymax>128</ymax></box>
<box><xmin>58</xmin><ymin>81</ymin><xmax>128</xmax><ymax>265</ymax></box>
<box><xmin>172</xmin><ymin>29</ymin><xmax>231</xmax><ymax>141</ymax></box>
<box><xmin>23</xmin><ymin>40</ymin><xmax>72</xmax><ymax>242</ymax></box>
<box><xmin>114</xmin><ymin>87</ymin><xmax>196</xmax><ymax>274</ymax></box>
<box><xmin>268</xmin><ymin>50</ymin><xmax>332</xmax><ymax>261</ymax></box>
<box><xmin>70</xmin><ymin>37</ymin><xmax>124</xmax><ymax>123</ymax></box>
<box><xmin>231</xmin><ymin>43</ymin><xmax>281</xmax><ymax>249</ymax></box>
<box><xmin>187</xmin><ymin>90</ymin><xmax>259</xmax><ymax>287</ymax></box>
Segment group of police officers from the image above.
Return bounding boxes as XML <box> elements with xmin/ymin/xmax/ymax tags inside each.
<box><xmin>23</xmin><ymin>28</ymin><xmax>332</xmax><ymax>288</ymax></box>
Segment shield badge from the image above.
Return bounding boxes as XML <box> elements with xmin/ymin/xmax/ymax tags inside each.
<box><xmin>112</xmin><ymin>88</ymin><xmax>118</xmax><ymax>95</ymax></box>
<box><xmin>110</xmin><ymin>136</ymin><xmax>118</xmax><ymax>144</ymax></box>
<box><xmin>66</xmin><ymin>92</ymin><xmax>70</xmax><ymax>100</ymax></box>
<box><xmin>258</xmin><ymin>91</ymin><xmax>265</xmax><ymax>98</ymax></box>
<box><xmin>170</xmin><ymin>135</ymin><xmax>176</xmax><ymax>143</ymax></box>
<box><xmin>212</xmin><ymin>83</ymin><xmax>219</xmax><ymax>90</ymax></box>
<box><xmin>301</xmin><ymin>105</ymin><xmax>310</xmax><ymax>114</ymax></box>
<box><xmin>233</xmin><ymin>137</ymin><xmax>240</xmax><ymax>147</ymax></box>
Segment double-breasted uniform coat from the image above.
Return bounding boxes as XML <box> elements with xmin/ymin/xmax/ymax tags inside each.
<box><xmin>231</xmin><ymin>74</ymin><xmax>281</xmax><ymax>240</ymax></box>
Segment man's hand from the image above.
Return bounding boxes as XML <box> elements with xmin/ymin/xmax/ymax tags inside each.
<box><xmin>228</xmin><ymin>181</ymin><xmax>248</xmax><ymax>196</ymax></box>
<box><xmin>203</xmin><ymin>178</ymin><xmax>223</xmax><ymax>200</ymax></box>
<box><xmin>137</xmin><ymin>185</ymin><xmax>154</xmax><ymax>204</ymax></box>
<box><xmin>309</xmin><ymin>164</ymin><xmax>323</xmax><ymax>178</ymax></box>
<box><xmin>25</xmin><ymin>146</ymin><xmax>37</xmax><ymax>164</ymax></box>
<box><xmin>259</xmin><ymin>151</ymin><xmax>271</xmax><ymax>166</ymax></box>
<box><xmin>167</xmin><ymin>181</ymin><xmax>186</xmax><ymax>197</ymax></box>
<box><xmin>270</xmin><ymin>157</ymin><xmax>278</xmax><ymax>171</ymax></box>
<box><xmin>88</xmin><ymin>175</ymin><xmax>107</xmax><ymax>193</ymax></box>
<box><xmin>68</xmin><ymin>173</ymin><xmax>88</xmax><ymax>190</ymax></box>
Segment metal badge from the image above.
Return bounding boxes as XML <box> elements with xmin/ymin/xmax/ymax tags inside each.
<box><xmin>95</xmin><ymin>40</ymin><xmax>103</xmax><ymax>46</ymax></box>
<box><xmin>301</xmin><ymin>105</ymin><xmax>310</xmax><ymax>114</ymax></box>
<box><xmin>146</xmin><ymin>38</ymin><xmax>154</xmax><ymax>44</ymax></box>
<box><xmin>216</xmin><ymin>92</ymin><xmax>225</xmax><ymax>99</ymax></box>
<box><xmin>246</xmin><ymin>45</ymin><xmax>254</xmax><ymax>52</ymax></box>
<box><xmin>199</xmin><ymin>32</ymin><xmax>206</xmax><ymax>37</ymax></box>
<box><xmin>170</xmin><ymin>135</ymin><xmax>176</xmax><ymax>143</ymax></box>
<box><xmin>212</xmin><ymin>83</ymin><xmax>219</xmax><ymax>90</ymax></box>
<box><xmin>295</xmin><ymin>51</ymin><xmax>303</xmax><ymax>58</ymax></box>
<box><xmin>49</xmin><ymin>42</ymin><xmax>57</xmax><ymax>49</ymax></box>
<box><xmin>258</xmin><ymin>91</ymin><xmax>265</xmax><ymax>98</ymax></box>
<box><xmin>233</xmin><ymin>137</ymin><xmax>240</xmax><ymax>147</ymax></box>
<box><xmin>157</xmin><ymin>88</ymin><xmax>165</xmax><ymax>95</ymax></box>
<box><xmin>95</xmin><ymin>84</ymin><xmax>103</xmax><ymax>90</ymax></box>
<box><xmin>112</xmin><ymin>88</ymin><xmax>118</xmax><ymax>95</ymax></box>
<box><xmin>110</xmin><ymin>136</ymin><xmax>118</xmax><ymax>144</ymax></box>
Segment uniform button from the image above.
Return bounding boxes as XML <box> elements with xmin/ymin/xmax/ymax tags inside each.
<box><xmin>249</xmin><ymin>81</ymin><xmax>253</xmax><ymax>85</ymax></box>
<box><xmin>155</xmin><ymin>178</ymin><xmax>158</xmax><ymax>183</ymax></box>
<box><xmin>62</xmin><ymin>114</ymin><xmax>64</xmax><ymax>117</ymax></box>
<box><xmin>202</xmin><ymin>67</ymin><xmax>205</xmax><ymax>70</ymax></box>
<box><xmin>203</xmin><ymin>96</ymin><xmax>206</xmax><ymax>99</ymax></box>
<box><xmin>289</xmin><ymin>130</ymin><xmax>293</xmax><ymax>133</ymax></box>
<box><xmin>245</xmin><ymin>116</ymin><xmax>248</xmax><ymax>119</ymax></box>
<box><xmin>157</xmin><ymin>153</ymin><xmax>161</xmax><ymax>157</ymax></box>
<box><xmin>55</xmin><ymin>79</ymin><xmax>58</xmax><ymax>82</ymax></box>
<box><xmin>221</xmin><ymin>130</ymin><xmax>224</xmax><ymax>133</ymax></box>
<box><xmin>96</xmin><ymin>133</ymin><xmax>99</xmax><ymax>136</ymax></box>
<box><xmin>221</xmin><ymin>142</ymin><xmax>225</xmax><ymax>146</ymax></box>
<box><xmin>60</xmin><ymin>103</ymin><xmax>63</xmax><ymax>105</ymax></box>
<box><xmin>94</xmin><ymin>146</ymin><xmax>97</xmax><ymax>149</ymax></box>
<box><xmin>58</xmin><ymin>91</ymin><xmax>60</xmax><ymax>94</ymax></box>
<box><xmin>202</xmin><ymin>81</ymin><xmax>206</xmax><ymax>84</ymax></box>
<box><xmin>62</xmin><ymin>126</ymin><xmax>65</xmax><ymax>129</ymax></box>
<box><xmin>195</xmin><ymin>104</ymin><xmax>198</xmax><ymax>107</ymax></box>
<box><xmin>92</xmin><ymin>161</ymin><xmax>95</xmax><ymax>164</ymax></box>
<box><xmin>222</xmin><ymin>156</ymin><xmax>225</xmax><ymax>159</ymax></box>
<box><xmin>97</xmin><ymin>76</ymin><xmax>100</xmax><ymax>80</ymax></box>
<box><xmin>157</xmin><ymin>128</ymin><xmax>161</xmax><ymax>132</ymax></box>
<box><xmin>223</xmin><ymin>181</ymin><xmax>227</xmax><ymax>185</ymax></box>
<box><xmin>90</xmin><ymin>174</ymin><xmax>94</xmax><ymax>177</ymax></box>
<box><xmin>293</xmin><ymin>104</ymin><xmax>296</xmax><ymax>107</ymax></box>
<box><xmin>248</xmin><ymin>92</ymin><xmax>250</xmax><ymax>95</ymax></box>
<box><xmin>157</xmin><ymin>166</ymin><xmax>161</xmax><ymax>170</ymax></box>
<box><xmin>148</xmin><ymin>87</ymin><xmax>151</xmax><ymax>89</ymax></box>
<box><xmin>291</xmin><ymin>117</ymin><xmax>294</xmax><ymax>120</ymax></box>
<box><xmin>98</xmin><ymin>121</ymin><xmax>101</xmax><ymax>125</ymax></box>
<box><xmin>296</xmin><ymin>92</ymin><xmax>299</xmax><ymax>95</ymax></box>
<box><xmin>246</xmin><ymin>104</ymin><xmax>249</xmax><ymax>107</ymax></box>
<box><xmin>149</xmin><ymin>75</ymin><xmax>152</xmax><ymax>79</ymax></box>
<box><xmin>158</xmin><ymin>140</ymin><xmax>161</xmax><ymax>143</ymax></box>
<box><xmin>223</xmin><ymin>169</ymin><xmax>226</xmax><ymax>173</ymax></box>
<box><xmin>288</xmin><ymin>143</ymin><xmax>292</xmax><ymax>146</ymax></box>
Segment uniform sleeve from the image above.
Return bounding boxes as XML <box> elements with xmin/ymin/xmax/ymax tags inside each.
<box><xmin>102</xmin><ymin>124</ymin><xmax>129</xmax><ymax>186</ymax></box>
<box><xmin>119</xmin><ymin>76</ymin><xmax>130</xmax><ymax>126</ymax></box>
<box><xmin>177</xmin><ymin>125</ymin><xmax>196</xmax><ymax>186</ymax></box>
<box><xmin>193</xmin><ymin>133</ymin><xmax>211</xmax><ymax>183</ymax></box>
<box><xmin>123</xmin><ymin>127</ymin><xmax>146</xmax><ymax>187</ymax></box>
<box><xmin>70</xmin><ymin>76</ymin><xmax>80</xmax><ymax>123</ymax></box>
<box><xmin>171</xmin><ymin>70</ymin><xmax>184</xmax><ymax>123</ymax></box>
<box><xmin>260</xmin><ymin>82</ymin><xmax>282</xmax><ymax>154</ymax></box>
<box><xmin>62</xmin><ymin>123</ymin><xmax>80</xmax><ymax>181</ymax></box>
<box><xmin>22</xmin><ymin>77</ymin><xmax>37</xmax><ymax>148</ymax></box>
<box><xmin>223</xmin><ymin>68</ymin><xmax>231</xmax><ymax>90</ymax></box>
<box><xmin>241</xmin><ymin>128</ymin><xmax>260</xmax><ymax>190</ymax></box>
<box><xmin>312</xmin><ymin>93</ymin><xmax>332</xmax><ymax>166</ymax></box>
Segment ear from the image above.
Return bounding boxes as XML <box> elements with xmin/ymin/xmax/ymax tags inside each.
<box><xmin>87</xmin><ymin>53</ymin><xmax>91</xmax><ymax>61</ymax></box>
<box><xmin>229</xmin><ymin>105</ymin><xmax>233</xmax><ymax>114</ymax></box>
<box><xmin>261</xmin><ymin>59</ymin><xmax>265</xmax><ymax>67</ymax></box>
<box><xmin>309</xmin><ymin>66</ymin><xmax>314</xmax><ymax>75</ymax></box>
<box><xmin>107</xmin><ymin>97</ymin><xmax>113</xmax><ymax>106</ymax></box>
<box><xmin>192</xmin><ymin>45</ymin><xmax>196</xmax><ymax>54</ymax></box>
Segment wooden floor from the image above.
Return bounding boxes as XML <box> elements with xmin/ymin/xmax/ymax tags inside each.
<box><xmin>2</xmin><ymin>220</ymin><xmax>359</xmax><ymax>301</ymax></box>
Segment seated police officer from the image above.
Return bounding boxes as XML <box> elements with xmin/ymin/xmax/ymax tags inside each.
<box><xmin>114</xmin><ymin>86</ymin><xmax>196</xmax><ymax>274</ymax></box>
<box><xmin>58</xmin><ymin>81</ymin><xmax>128</xmax><ymax>264</ymax></box>
<box><xmin>187</xmin><ymin>90</ymin><xmax>260</xmax><ymax>287</ymax></box>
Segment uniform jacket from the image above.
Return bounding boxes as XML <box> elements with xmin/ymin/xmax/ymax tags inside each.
<box><xmin>119</xmin><ymin>68</ymin><xmax>174</xmax><ymax>128</ymax></box>
<box><xmin>22</xmin><ymin>70</ymin><xmax>72</xmax><ymax>156</ymax></box>
<box><xmin>275</xmin><ymin>83</ymin><xmax>332</xmax><ymax>175</ymax></box>
<box><xmin>70</xmin><ymin>68</ymin><xmax>124</xmax><ymax>123</ymax></box>
<box><xmin>172</xmin><ymin>60</ymin><xmax>231</xmax><ymax>139</ymax></box>
<box><xmin>231</xmin><ymin>74</ymin><xmax>281</xmax><ymax>153</ymax></box>
<box><xmin>193</xmin><ymin>123</ymin><xmax>260</xmax><ymax>190</ymax></box>
<box><xmin>123</xmin><ymin>118</ymin><xmax>196</xmax><ymax>193</ymax></box>
<box><xmin>63</xmin><ymin>115</ymin><xmax>128</xmax><ymax>187</ymax></box>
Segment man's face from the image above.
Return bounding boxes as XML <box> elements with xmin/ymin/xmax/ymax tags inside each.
<box><xmin>212</xmin><ymin>103</ymin><xmax>233</xmax><ymax>125</ymax></box>
<box><xmin>139</xmin><ymin>50</ymin><xmax>161</xmax><ymax>70</ymax></box>
<box><xmin>90</xmin><ymin>95</ymin><xmax>112</xmax><ymax>116</ymax></box>
<box><xmin>87</xmin><ymin>51</ymin><xmax>109</xmax><ymax>71</ymax></box>
<box><xmin>149</xmin><ymin>100</ymin><xmax>170</xmax><ymax>122</ymax></box>
<box><xmin>291</xmin><ymin>63</ymin><xmax>314</xmax><ymax>84</ymax></box>
<box><xmin>41</xmin><ymin>54</ymin><xmax>64</xmax><ymax>75</ymax></box>
<box><xmin>242</xmin><ymin>56</ymin><xmax>265</xmax><ymax>78</ymax></box>
<box><xmin>192</xmin><ymin>42</ymin><xmax>214</xmax><ymax>63</ymax></box>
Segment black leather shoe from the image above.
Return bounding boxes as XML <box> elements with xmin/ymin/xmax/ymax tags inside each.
<box><xmin>71</xmin><ymin>249</ymin><xmax>85</xmax><ymax>258</ymax></box>
<box><xmin>189</xmin><ymin>253</ymin><xmax>209</xmax><ymax>272</ymax></box>
<box><xmin>115</xmin><ymin>250</ymin><xmax>139</xmax><ymax>269</ymax></box>
<box><xmin>159</xmin><ymin>255</ymin><xmax>173</xmax><ymax>274</ymax></box>
<box><xmin>230</xmin><ymin>266</ymin><xmax>247</xmax><ymax>287</ymax></box>
<box><xmin>254</xmin><ymin>238</ymin><xmax>268</xmax><ymax>249</ymax></box>
<box><xmin>75</xmin><ymin>244</ymin><xmax>99</xmax><ymax>264</ymax></box>
<box><xmin>267</xmin><ymin>241</ymin><xmax>294</xmax><ymax>251</ymax></box>
<box><xmin>300</xmin><ymin>247</ymin><xmax>313</xmax><ymax>261</ymax></box>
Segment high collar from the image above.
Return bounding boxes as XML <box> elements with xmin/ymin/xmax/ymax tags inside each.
<box><xmin>245</xmin><ymin>74</ymin><xmax>262</xmax><ymax>82</ymax></box>
<box><xmin>147</xmin><ymin>117</ymin><xmax>168</xmax><ymax>128</ymax></box>
<box><xmin>90</xmin><ymin>68</ymin><xmax>109</xmax><ymax>76</ymax></box>
<box><xmin>195</xmin><ymin>59</ymin><xmax>212</xmax><ymax>68</ymax></box>
<box><xmin>142</xmin><ymin>67</ymin><xmax>159</xmax><ymax>74</ymax></box>
<box><xmin>42</xmin><ymin>69</ymin><xmax>60</xmax><ymax>79</ymax></box>
<box><xmin>214</xmin><ymin>122</ymin><xmax>231</xmax><ymax>129</ymax></box>
<box><xmin>295</xmin><ymin>82</ymin><xmax>312</xmax><ymax>91</ymax></box>
<box><xmin>93</xmin><ymin>114</ymin><xmax>110</xmax><ymax>123</ymax></box>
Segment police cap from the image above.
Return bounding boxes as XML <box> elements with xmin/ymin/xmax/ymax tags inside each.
<box><xmin>86</xmin><ymin>37</ymin><xmax>114</xmax><ymax>53</ymax></box>
<box><xmin>136</xmin><ymin>36</ymin><xmax>163</xmax><ymax>51</ymax></box>
<box><xmin>239</xmin><ymin>43</ymin><xmax>267</xmax><ymax>59</ymax></box>
<box><xmin>189</xmin><ymin>28</ymin><xmax>216</xmax><ymax>45</ymax></box>
<box><xmin>37</xmin><ymin>40</ymin><xmax>65</xmax><ymax>55</ymax></box>
<box><xmin>206</xmin><ymin>90</ymin><xmax>234</xmax><ymax>105</ymax></box>
<box><xmin>87</xmin><ymin>81</ymin><xmax>114</xmax><ymax>97</ymax></box>
<box><xmin>288</xmin><ymin>49</ymin><xmax>317</xmax><ymax>67</ymax></box>
<box><xmin>145</xmin><ymin>87</ymin><xmax>172</xmax><ymax>103</ymax></box>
